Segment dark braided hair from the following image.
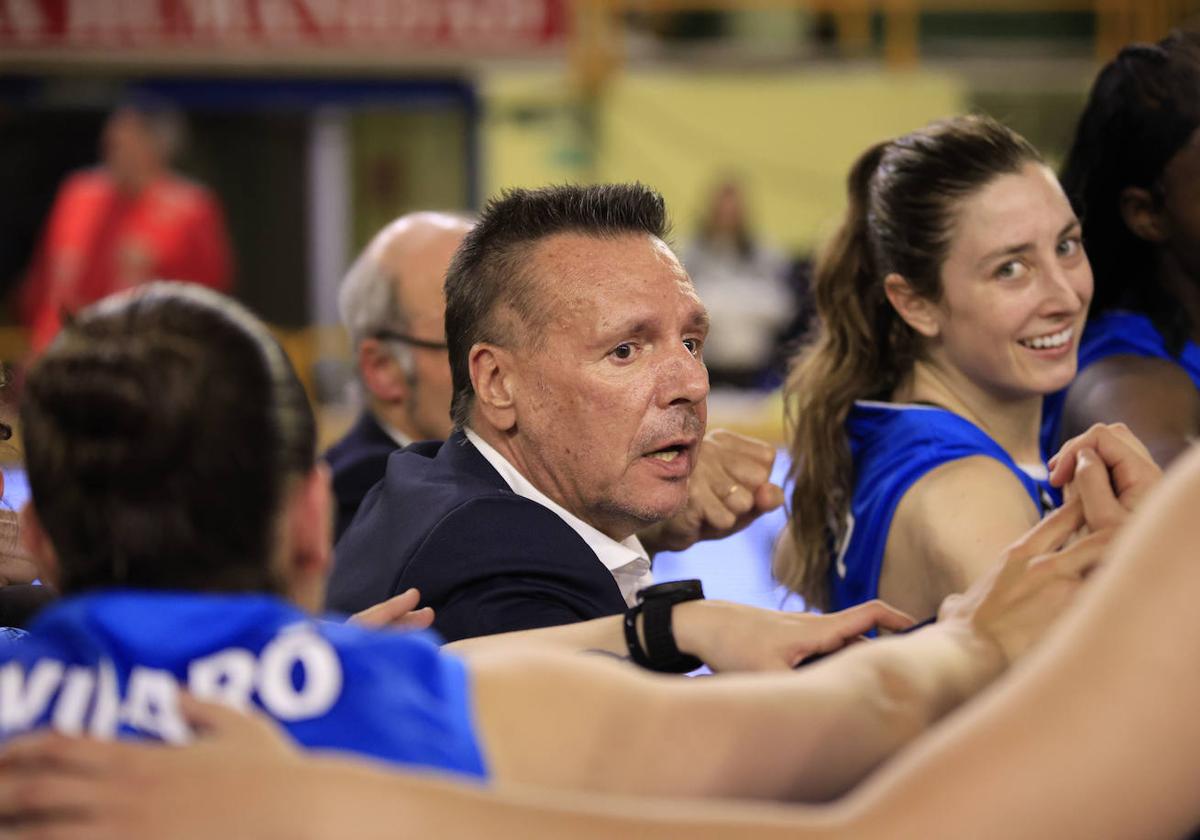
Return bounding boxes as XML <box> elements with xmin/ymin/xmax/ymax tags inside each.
<box><xmin>1061</xmin><ymin>29</ymin><xmax>1200</xmax><ymax>354</ymax></box>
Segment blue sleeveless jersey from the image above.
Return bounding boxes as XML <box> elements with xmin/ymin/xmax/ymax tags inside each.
<box><xmin>1042</xmin><ymin>311</ymin><xmax>1200</xmax><ymax>452</ymax></box>
<box><xmin>833</xmin><ymin>402</ymin><xmax>1057</xmax><ymax>611</ymax></box>
<box><xmin>0</xmin><ymin>590</ymin><xmax>486</xmax><ymax>779</ymax></box>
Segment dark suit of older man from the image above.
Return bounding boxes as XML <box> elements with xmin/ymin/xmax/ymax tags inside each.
<box><xmin>327</xmin><ymin>431</ymin><xmax>627</xmax><ymax>641</ymax></box>
<box><xmin>324</xmin><ymin>411</ymin><xmax>402</xmax><ymax>542</ymax></box>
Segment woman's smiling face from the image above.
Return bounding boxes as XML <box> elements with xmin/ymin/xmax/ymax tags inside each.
<box><xmin>924</xmin><ymin>162</ymin><xmax>1094</xmax><ymax>400</ymax></box>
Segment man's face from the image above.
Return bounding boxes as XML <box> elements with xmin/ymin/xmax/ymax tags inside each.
<box><xmin>502</xmin><ymin>232</ymin><xmax>710</xmax><ymax>540</ymax></box>
<box><xmin>385</xmin><ymin>224</ymin><xmax>465</xmax><ymax>441</ymax></box>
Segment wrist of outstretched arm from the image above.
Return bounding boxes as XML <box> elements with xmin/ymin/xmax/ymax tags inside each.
<box><xmin>923</xmin><ymin>621</ymin><xmax>1009</xmax><ymax>706</ymax></box>
<box><xmin>669</xmin><ymin>599</ymin><xmax>730</xmax><ymax>661</ymax></box>
<box><xmin>864</xmin><ymin>622</ymin><xmax>1008</xmax><ymax>733</ymax></box>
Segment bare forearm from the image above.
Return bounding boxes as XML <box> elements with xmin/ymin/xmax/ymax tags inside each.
<box><xmin>301</xmin><ymin>753</ymin><xmax>848</xmax><ymax>840</ymax></box>
<box><xmin>633</xmin><ymin>623</ymin><xmax>1005</xmax><ymax>802</ymax></box>
<box><xmin>472</xmin><ymin>623</ymin><xmax>1004</xmax><ymax>803</ymax></box>
<box><xmin>833</xmin><ymin>447</ymin><xmax>1200</xmax><ymax>839</ymax></box>
<box><xmin>445</xmin><ymin>615</ymin><xmax>626</xmax><ymax>658</ymax></box>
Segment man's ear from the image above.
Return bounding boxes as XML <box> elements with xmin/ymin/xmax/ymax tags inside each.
<box><xmin>883</xmin><ymin>272</ymin><xmax>941</xmax><ymax>338</ymax></box>
<box><xmin>18</xmin><ymin>503</ymin><xmax>60</xmax><ymax>589</ymax></box>
<box><xmin>279</xmin><ymin>463</ymin><xmax>334</xmax><ymax>614</ymax></box>
<box><xmin>288</xmin><ymin>463</ymin><xmax>333</xmax><ymax>579</ymax></box>
<box><xmin>469</xmin><ymin>343</ymin><xmax>518</xmax><ymax>432</ymax></box>
<box><xmin>1119</xmin><ymin>186</ymin><xmax>1170</xmax><ymax>244</ymax></box>
<box><xmin>358</xmin><ymin>339</ymin><xmax>409</xmax><ymax>404</ymax></box>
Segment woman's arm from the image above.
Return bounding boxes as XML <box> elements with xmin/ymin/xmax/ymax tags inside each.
<box><xmin>880</xmin><ymin>456</ymin><xmax>1041</xmax><ymax>618</ymax></box>
<box><xmin>833</xmin><ymin>440</ymin><xmax>1200</xmax><ymax>839</ymax></box>
<box><xmin>469</xmin><ymin>498</ymin><xmax>1099</xmax><ymax>802</ymax></box>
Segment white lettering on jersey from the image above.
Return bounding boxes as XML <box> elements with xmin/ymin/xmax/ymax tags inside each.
<box><xmin>189</xmin><ymin>648</ymin><xmax>257</xmax><ymax>711</ymax></box>
<box><xmin>0</xmin><ymin>624</ymin><xmax>345</xmax><ymax>740</ymax></box>
<box><xmin>123</xmin><ymin>668</ymin><xmax>189</xmax><ymax>744</ymax></box>
<box><xmin>88</xmin><ymin>659</ymin><xmax>120</xmax><ymax>738</ymax></box>
<box><xmin>0</xmin><ymin>660</ymin><xmax>63</xmax><ymax>731</ymax></box>
<box><xmin>257</xmin><ymin>625</ymin><xmax>342</xmax><ymax>720</ymax></box>
<box><xmin>52</xmin><ymin>666</ymin><xmax>95</xmax><ymax>735</ymax></box>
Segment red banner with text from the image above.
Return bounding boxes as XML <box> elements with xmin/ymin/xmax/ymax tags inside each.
<box><xmin>0</xmin><ymin>0</ymin><xmax>569</xmax><ymax>50</ymax></box>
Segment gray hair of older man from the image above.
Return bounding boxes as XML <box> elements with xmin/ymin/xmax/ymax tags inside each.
<box><xmin>337</xmin><ymin>250</ymin><xmax>415</xmax><ymax>377</ymax></box>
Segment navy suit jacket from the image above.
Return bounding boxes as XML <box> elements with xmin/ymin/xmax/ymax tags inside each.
<box><xmin>323</xmin><ymin>412</ymin><xmax>400</xmax><ymax>542</ymax></box>
<box><xmin>326</xmin><ymin>431</ymin><xmax>628</xmax><ymax>641</ymax></box>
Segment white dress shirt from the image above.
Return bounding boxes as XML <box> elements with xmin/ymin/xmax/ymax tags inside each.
<box><xmin>464</xmin><ymin>428</ymin><xmax>653</xmax><ymax>606</ymax></box>
<box><xmin>378</xmin><ymin>420</ymin><xmax>413</xmax><ymax>449</ymax></box>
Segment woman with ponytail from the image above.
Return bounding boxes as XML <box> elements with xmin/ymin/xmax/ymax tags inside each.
<box><xmin>780</xmin><ymin>115</ymin><xmax>1093</xmax><ymax>618</ymax></box>
<box><xmin>1043</xmin><ymin>29</ymin><xmax>1200</xmax><ymax>467</ymax></box>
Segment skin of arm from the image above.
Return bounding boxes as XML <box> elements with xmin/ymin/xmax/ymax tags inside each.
<box><xmin>828</xmin><ymin>441</ymin><xmax>1200</xmax><ymax>839</ymax></box>
<box><xmin>445</xmin><ymin>598</ymin><xmax>914</xmax><ymax>673</ymax></box>
<box><xmin>470</xmin><ymin>497</ymin><xmax>1102</xmax><ymax>803</ymax></box>
<box><xmin>467</xmin><ymin>622</ymin><xmax>1009</xmax><ymax>803</ymax></box>
<box><xmin>879</xmin><ymin>456</ymin><xmax>1040</xmax><ymax>619</ymax></box>
<box><xmin>1061</xmin><ymin>354</ymin><xmax>1200</xmax><ymax>468</ymax></box>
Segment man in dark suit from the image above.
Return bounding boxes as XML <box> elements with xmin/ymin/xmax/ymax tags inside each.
<box><xmin>323</xmin><ymin>212</ymin><xmax>472</xmax><ymax>540</ymax></box>
<box><xmin>329</xmin><ymin>184</ymin><xmax>733</xmax><ymax>640</ymax></box>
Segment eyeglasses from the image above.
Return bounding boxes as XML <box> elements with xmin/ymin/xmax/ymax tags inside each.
<box><xmin>373</xmin><ymin>330</ymin><xmax>448</xmax><ymax>351</ymax></box>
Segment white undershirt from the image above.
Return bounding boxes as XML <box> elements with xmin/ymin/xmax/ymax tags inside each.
<box><xmin>464</xmin><ymin>428</ymin><xmax>653</xmax><ymax>606</ymax></box>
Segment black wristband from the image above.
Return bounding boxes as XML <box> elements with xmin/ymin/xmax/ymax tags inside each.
<box><xmin>623</xmin><ymin>604</ymin><xmax>655</xmax><ymax>670</ymax></box>
<box><xmin>622</xmin><ymin>579</ymin><xmax>705</xmax><ymax>673</ymax></box>
<box><xmin>641</xmin><ymin>597</ymin><xmax>703</xmax><ymax>673</ymax></box>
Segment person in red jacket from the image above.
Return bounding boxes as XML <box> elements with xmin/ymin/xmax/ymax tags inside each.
<box><xmin>19</xmin><ymin>96</ymin><xmax>232</xmax><ymax>351</ymax></box>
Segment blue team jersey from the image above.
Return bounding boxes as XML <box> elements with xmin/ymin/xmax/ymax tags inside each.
<box><xmin>1042</xmin><ymin>310</ymin><xmax>1200</xmax><ymax>452</ymax></box>
<box><xmin>0</xmin><ymin>590</ymin><xmax>487</xmax><ymax>779</ymax></box>
<box><xmin>833</xmin><ymin>402</ymin><xmax>1057</xmax><ymax>611</ymax></box>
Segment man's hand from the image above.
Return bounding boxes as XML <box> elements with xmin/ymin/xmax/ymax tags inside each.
<box><xmin>638</xmin><ymin>429</ymin><xmax>786</xmax><ymax>554</ymax></box>
<box><xmin>1049</xmin><ymin>422</ymin><xmax>1163</xmax><ymax>531</ymax></box>
<box><xmin>672</xmin><ymin>599</ymin><xmax>914</xmax><ymax>672</ymax></box>
<box><xmin>350</xmin><ymin>587</ymin><xmax>435</xmax><ymax>631</ymax></box>
<box><xmin>0</xmin><ymin>697</ymin><xmax>307</xmax><ymax>839</ymax></box>
<box><xmin>937</xmin><ymin>499</ymin><xmax>1108</xmax><ymax>666</ymax></box>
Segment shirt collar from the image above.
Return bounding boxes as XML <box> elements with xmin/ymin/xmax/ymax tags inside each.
<box><xmin>463</xmin><ymin>427</ymin><xmax>649</xmax><ymax>574</ymax></box>
<box><xmin>376</xmin><ymin>418</ymin><xmax>413</xmax><ymax>449</ymax></box>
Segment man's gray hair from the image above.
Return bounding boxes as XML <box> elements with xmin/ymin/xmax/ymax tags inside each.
<box><xmin>337</xmin><ymin>250</ymin><xmax>412</xmax><ymax>372</ymax></box>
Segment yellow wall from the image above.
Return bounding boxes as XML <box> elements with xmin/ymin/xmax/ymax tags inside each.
<box><xmin>481</xmin><ymin>67</ymin><xmax>967</xmax><ymax>254</ymax></box>
<box><xmin>351</xmin><ymin>109</ymin><xmax>471</xmax><ymax>252</ymax></box>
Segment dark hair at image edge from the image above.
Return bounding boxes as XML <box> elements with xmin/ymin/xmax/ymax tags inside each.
<box><xmin>781</xmin><ymin>115</ymin><xmax>1043</xmax><ymax>609</ymax></box>
<box><xmin>444</xmin><ymin>182</ymin><xmax>670</xmax><ymax>429</ymax></box>
<box><xmin>20</xmin><ymin>282</ymin><xmax>315</xmax><ymax>594</ymax></box>
<box><xmin>1060</xmin><ymin>28</ymin><xmax>1200</xmax><ymax>354</ymax></box>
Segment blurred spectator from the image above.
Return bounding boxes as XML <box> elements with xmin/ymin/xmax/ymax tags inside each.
<box><xmin>682</xmin><ymin>178</ymin><xmax>795</xmax><ymax>389</ymax></box>
<box><xmin>18</xmin><ymin>96</ymin><xmax>232</xmax><ymax>352</ymax></box>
